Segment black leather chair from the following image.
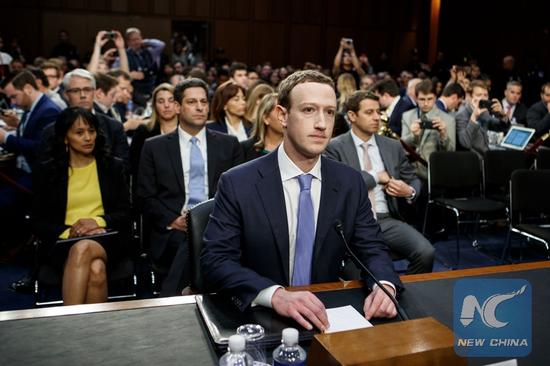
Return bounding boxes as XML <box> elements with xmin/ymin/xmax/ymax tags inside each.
<box><xmin>423</xmin><ymin>151</ymin><xmax>508</xmax><ymax>267</ymax></box>
<box><xmin>187</xmin><ymin>198</ymin><xmax>215</xmax><ymax>293</ymax></box>
<box><xmin>484</xmin><ymin>149</ymin><xmax>533</xmax><ymax>203</ymax></box>
<box><xmin>501</xmin><ymin>169</ymin><xmax>550</xmax><ymax>262</ymax></box>
<box><xmin>536</xmin><ymin>147</ymin><xmax>550</xmax><ymax>169</ymax></box>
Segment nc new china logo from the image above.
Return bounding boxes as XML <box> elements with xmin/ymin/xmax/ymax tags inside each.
<box><xmin>453</xmin><ymin>279</ymin><xmax>531</xmax><ymax>357</ymax></box>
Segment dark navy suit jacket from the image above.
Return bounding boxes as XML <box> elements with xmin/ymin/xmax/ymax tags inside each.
<box><xmin>206</xmin><ymin>120</ymin><xmax>252</xmax><ymax>137</ymax></box>
<box><xmin>4</xmin><ymin>94</ymin><xmax>60</xmax><ymax>170</ymax></box>
<box><xmin>200</xmin><ymin>149</ymin><xmax>402</xmax><ymax>311</ymax></box>
<box><xmin>388</xmin><ymin>96</ymin><xmax>415</xmax><ymax>136</ymax></box>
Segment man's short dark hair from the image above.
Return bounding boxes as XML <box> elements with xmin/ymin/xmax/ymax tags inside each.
<box><xmin>441</xmin><ymin>83</ymin><xmax>465</xmax><ymax>99</ymax></box>
<box><xmin>107</xmin><ymin>69</ymin><xmax>131</xmax><ymax>81</ymax></box>
<box><xmin>10</xmin><ymin>70</ymin><xmax>38</xmax><ymax>91</ymax></box>
<box><xmin>371</xmin><ymin>79</ymin><xmax>400</xmax><ymax>97</ymax></box>
<box><xmin>41</xmin><ymin>61</ymin><xmax>61</xmax><ymax>77</ymax></box>
<box><xmin>174</xmin><ymin>78</ymin><xmax>209</xmax><ymax>104</ymax></box>
<box><xmin>188</xmin><ymin>67</ymin><xmax>207</xmax><ymax>83</ymax></box>
<box><xmin>94</xmin><ymin>73</ymin><xmax>118</xmax><ymax>94</ymax></box>
<box><xmin>277</xmin><ymin>70</ymin><xmax>334</xmax><ymax>110</ymax></box>
<box><xmin>540</xmin><ymin>82</ymin><xmax>550</xmax><ymax>93</ymax></box>
<box><xmin>229</xmin><ymin>62</ymin><xmax>247</xmax><ymax>78</ymax></box>
<box><xmin>415</xmin><ymin>80</ymin><xmax>436</xmax><ymax>97</ymax></box>
<box><xmin>28</xmin><ymin>67</ymin><xmax>49</xmax><ymax>88</ymax></box>
<box><xmin>345</xmin><ymin>91</ymin><xmax>379</xmax><ymax>113</ymax></box>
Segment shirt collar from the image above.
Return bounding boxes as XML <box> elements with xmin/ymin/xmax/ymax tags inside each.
<box><xmin>502</xmin><ymin>99</ymin><xmax>514</xmax><ymax>109</ymax></box>
<box><xmin>94</xmin><ymin>101</ymin><xmax>109</xmax><ymax>114</ymax></box>
<box><xmin>350</xmin><ymin>129</ymin><xmax>377</xmax><ymax>148</ymax></box>
<box><xmin>28</xmin><ymin>93</ymin><xmax>44</xmax><ymax>114</ymax></box>
<box><xmin>277</xmin><ymin>142</ymin><xmax>322</xmax><ymax>182</ymax></box>
<box><xmin>178</xmin><ymin>125</ymin><xmax>207</xmax><ymax>145</ymax></box>
<box><xmin>386</xmin><ymin>95</ymin><xmax>400</xmax><ymax>117</ymax></box>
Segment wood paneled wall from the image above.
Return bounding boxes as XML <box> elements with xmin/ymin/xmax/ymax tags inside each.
<box><xmin>0</xmin><ymin>0</ymin><xmax>429</xmax><ymax>72</ymax></box>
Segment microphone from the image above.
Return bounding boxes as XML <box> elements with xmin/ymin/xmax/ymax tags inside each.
<box><xmin>334</xmin><ymin>220</ymin><xmax>409</xmax><ymax>321</ymax></box>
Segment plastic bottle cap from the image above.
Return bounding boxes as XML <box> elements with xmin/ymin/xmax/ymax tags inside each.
<box><xmin>282</xmin><ymin>328</ymin><xmax>299</xmax><ymax>346</ymax></box>
<box><xmin>228</xmin><ymin>334</ymin><xmax>246</xmax><ymax>353</ymax></box>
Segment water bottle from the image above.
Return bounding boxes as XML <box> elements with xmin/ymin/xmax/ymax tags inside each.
<box><xmin>272</xmin><ymin>328</ymin><xmax>307</xmax><ymax>366</ymax></box>
<box><xmin>126</xmin><ymin>99</ymin><xmax>134</xmax><ymax>119</ymax></box>
<box><xmin>219</xmin><ymin>334</ymin><xmax>254</xmax><ymax>366</ymax></box>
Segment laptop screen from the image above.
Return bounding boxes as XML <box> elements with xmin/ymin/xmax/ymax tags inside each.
<box><xmin>500</xmin><ymin>126</ymin><xmax>535</xmax><ymax>150</ymax></box>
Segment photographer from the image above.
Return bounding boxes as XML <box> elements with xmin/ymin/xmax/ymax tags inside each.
<box><xmin>332</xmin><ymin>37</ymin><xmax>365</xmax><ymax>86</ymax></box>
<box><xmin>456</xmin><ymin>80</ymin><xmax>509</xmax><ymax>156</ymax></box>
<box><xmin>87</xmin><ymin>30</ymin><xmax>129</xmax><ymax>75</ymax></box>
<box><xmin>402</xmin><ymin>80</ymin><xmax>456</xmax><ymax>179</ymax></box>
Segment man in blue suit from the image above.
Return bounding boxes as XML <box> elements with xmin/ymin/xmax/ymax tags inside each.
<box><xmin>201</xmin><ymin>70</ymin><xmax>402</xmax><ymax>332</ymax></box>
<box><xmin>1</xmin><ymin>70</ymin><xmax>61</xmax><ymax>205</ymax></box>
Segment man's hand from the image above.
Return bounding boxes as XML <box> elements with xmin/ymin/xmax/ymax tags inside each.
<box><xmin>490</xmin><ymin>98</ymin><xmax>504</xmax><ymax>116</ymax></box>
<box><xmin>169</xmin><ymin>213</ymin><xmax>188</xmax><ymax>233</ymax></box>
<box><xmin>0</xmin><ymin>128</ymin><xmax>6</xmax><ymax>144</ymax></box>
<box><xmin>470</xmin><ymin>97</ymin><xmax>484</xmax><ymax>123</ymax></box>
<box><xmin>377</xmin><ymin>171</ymin><xmax>391</xmax><ymax>185</ymax></box>
<box><xmin>410</xmin><ymin>119</ymin><xmax>421</xmax><ymax>136</ymax></box>
<box><xmin>113</xmin><ymin>30</ymin><xmax>125</xmax><ymax>50</ymax></box>
<box><xmin>69</xmin><ymin>218</ymin><xmax>101</xmax><ymax>237</ymax></box>
<box><xmin>364</xmin><ymin>284</ymin><xmax>397</xmax><ymax>320</ymax></box>
<box><xmin>384</xmin><ymin>178</ymin><xmax>413</xmax><ymax>198</ymax></box>
<box><xmin>272</xmin><ymin>288</ymin><xmax>329</xmax><ymax>331</ymax></box>
<box><xmin>1</xmin><ymin>109</ymin><xmax>20</xmax><ymax>128</ymax></box>
<box><xmin>123</xmin><ymin>118</ymin><xmax>146</xmax><ymax>132</ymax></box>
<box><xmin>94</xmin><ymin>31</ymin><xmax>110</xmax><ymax>49</ymax></box>
<box><xmin>431</xmin><ymin>117</ymin><xmax>447</xmax><ymax>139</ymax></box>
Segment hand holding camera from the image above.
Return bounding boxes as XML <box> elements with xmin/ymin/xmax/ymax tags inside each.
<box><xmin>340</xmin><ymin>37</ymin><xmax>354</xmax><ymax>51</ymax></box>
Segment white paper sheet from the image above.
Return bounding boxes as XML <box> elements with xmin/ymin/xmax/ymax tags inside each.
<box><xmin>325</xmin><ymin>305</ymin><xmax>373</xmax><ymax>334</ymax></box>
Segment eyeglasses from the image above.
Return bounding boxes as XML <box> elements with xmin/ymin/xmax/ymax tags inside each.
<box><xmin>66</xmin><ymin>87</ymin><xmax>95</xmax><ymax>95</ymax></box>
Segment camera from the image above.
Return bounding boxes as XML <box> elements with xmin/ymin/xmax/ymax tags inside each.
<box><xmin>479</xmin><ymin>100</ymin><xmax>493</xmax><ymax>110</ymax></box>
<box><xmin>105</xmin><ymin>31</ymin><xmax>116</xmax><ymax>39</ymax></box>
<box><xmin>343</xmin><ymin>38</ymin><xmax>353</xmax><ymax>45</ymax></box>
<box><xmin>420</xmin><ymin>116</ymin><xmax>437</xmax><ymax>130</ymax></box>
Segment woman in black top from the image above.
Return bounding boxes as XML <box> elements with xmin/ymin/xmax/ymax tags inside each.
<box><xmin>32</xmin><ymin>107</ymin><xmax>130</xmax><ymax>305</ymax></box>
<box><xmin>241</xmin><ymin>93</ymin><xmax>283</xmax><ymax>162</ymax></box>
<box><xmin>207</xmin><ymin>81</ymin><xmax>252</xmax><ymax>141</ymax></box>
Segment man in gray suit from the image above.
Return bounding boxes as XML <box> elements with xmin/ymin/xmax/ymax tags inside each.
<box><xmin>402</xmin><ymin>80</ymin><xmax>456</xmax><ymax>179</ymax></box>
<box><xmin>325</xmin><ymin>91</ymin><xmax>434</xmax><ymax>274</ymax></box>
<box><xmin>456</xmin><ymin>80</ymin><xmax>509</xmax><ymax>156</ymax></box>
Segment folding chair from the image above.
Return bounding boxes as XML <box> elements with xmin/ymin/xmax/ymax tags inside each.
<box><xmin>423</xmin><ymin>151</ymin><xmax>507</xmax><ymax>267</ymax></box>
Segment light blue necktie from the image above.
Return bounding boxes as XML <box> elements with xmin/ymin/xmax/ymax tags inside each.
<box><xmin>187</xmin><ymin>136</ymin><xmax>205</xmax><ymax>207</ymax></box>
<box><xmin>292</xmin><ymin>174</ymin><xmax>315</xmax><ymax>286</ymax></box>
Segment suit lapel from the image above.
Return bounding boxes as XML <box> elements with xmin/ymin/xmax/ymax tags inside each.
<box><xmin>340</xmin><ymin>132</ymin><xmax>362</xmax><ymax>170</ymax></box>
<box><xmin>166</xmin><ymin>130</ymin><xmax>186</xmax><ymax>195</ymax></box>
<box><xmin>311</xmin><ymin>157</ymin><xmax>341</xmax><ymax>281</ymax></box>
<box><xmin>255</xmin><ymin>151</ymin><xmax>290</xmax><ymax>284</ymax></box>
<box><xmin>205</xmin><ymin>130</ymin><xmax>217</xmax><ymax>196</ymax></box>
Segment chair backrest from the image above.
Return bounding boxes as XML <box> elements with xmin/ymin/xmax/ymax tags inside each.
<box><xmin>484</xmin><ymin>149</ymin><xmax>532</xmax><ymax>194</ymax></box>
<box><xmin>536</xmin><ymin>148</ymin><xmax>550</xmax><ymax>169</ymax></box>
<box><xmin>428</xmin><ymin>151</ymin><xmax>482</xmax><ymax>197</ymax></box>
<box><xmin>510</xmin><ymin>169</ymin><xmax>550</xmax><ymax>224</ymax></box>
<box><xmin>187</xmin><ymin>198</ymin><xmax>215</xmax><ymax>292</ymax></box>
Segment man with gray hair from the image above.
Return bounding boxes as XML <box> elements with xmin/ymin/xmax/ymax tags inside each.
<box><xmin>40</xmin><ymin>68</ymin><xmax>129</xmax><ymax>165</ymax></box>
<box><xmin>124</xmin><ymin>27</ymin><xmax>165</xmax><ymax>102</ymax></box>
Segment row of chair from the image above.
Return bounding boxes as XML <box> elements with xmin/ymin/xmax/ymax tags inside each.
<box><xmin>423</xmin><ymin>150</ymin><xmax>550</xmax><ymax>267</ymax></box>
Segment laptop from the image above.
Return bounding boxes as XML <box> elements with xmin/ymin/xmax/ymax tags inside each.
<box><xmin>500</xmin><ymin>126</ymin><xmax>535</xmax><ymax>151</ymax></box>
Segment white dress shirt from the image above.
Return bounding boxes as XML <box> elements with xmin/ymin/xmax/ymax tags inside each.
<box><xmin>386</xmin><ymin>96</ymin><xmax>401</xmax><ymax>119</ymax></box>
<box><xmin>225</xmin><ymin>117</ymin><xmax>248</xmax><ymax>142</ymax></box>
<box><xmin>252</xmin><ymin>143</ymin><xmax>322</xmax><ymax>307</ymax></box>
<box><xmin>178</xmin><ymin>125</ymin><xmax>209</xmax><ymax>211</ymax></box>
<box><xmin>502</xmin><ymin>99</ymin><xmax>517</xmax><ymax>124</ymax></box>
<box><xmin>350</xmin><ymin>130</ymin><xmax>389</xmax><ymax>214</ymax></box>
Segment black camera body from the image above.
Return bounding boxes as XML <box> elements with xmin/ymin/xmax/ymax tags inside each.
<box><xmin>105</xmin><ymin>31</ymin><xmax>116</xmax><ymax>39</ymax></box>
<box><xmin>420</xmin><ymin>116</ymin><xmax>437</xmax><ymax>130</ymax></box>
<box><xmin>479</xmin><ymin>100</ymin><xmax>493</xmax><ymax>110</ymax></box>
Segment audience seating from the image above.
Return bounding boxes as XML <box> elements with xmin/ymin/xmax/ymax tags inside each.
<box><xmin>536</xmin><ymin>147</ymin><xmax>550</xmax><ymax>169</ymax></box>
<box><xmin>501</xmin><ymin>169</ymin><xmax>550</xmax><ymax>262</ymax></box>
<box><xmin>423</xmin><ymin>151</ymin><xmax>508</xmax><ymax>267</ymax></box>
<box><xmin>484</xmin><ymin>149</ymin><xmax>533</xmax><ymax>203</ymax></box>
<box><xmin>187</xmin><ymin>198</ymin><xmax>215</xmax><ymax>293</ymax></box>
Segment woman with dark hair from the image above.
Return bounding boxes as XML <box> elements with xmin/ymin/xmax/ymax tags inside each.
<box><xmin>240</xmin><ymin>93</ymin><xmax>282</xmax><ymax>162</ymax></box>
<box><xmin>207</xmin><ymin>82</ymin><xmax>251</xmax><ymax>141</ymax></box>
<box><xmin>130</xmin><ymin>83</ymin><xmax>179</xmax><ymax>183</ymax></box>
<box><xmin>32</xmin><ymin>107</ymin><xmax>130</xmax><ymax>305</ymax></box>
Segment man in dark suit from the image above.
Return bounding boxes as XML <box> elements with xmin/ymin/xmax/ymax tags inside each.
<box><xmin>138</xmin><ymin>78</ymin><xmax>243</xmax><ymax>296</ymax></box>
<box><xmin>527</xmin><ymin>82</ymin><xmax>550</xmax><ymax>145</ymax></box>
<box><xmin>502</xmin><ymin>81</ymin><xmax>528</xmax><ymax>126</ymax></box>
<box><xmin>326</xmin><ymin>90</ymin><xmax>434</xmax><ymax>274</ymax></box>
<box><xmin>371</xmin><ymin>78</ymin><xmax>414</xmax><ymax>136</ymax></box>
<box><xmin>40</xmin><ymin>69</ymin><xmax>129</xmax><ymax>166</ymax></box>
<box><xmin>1</xmin><ymin>70</ymin><xmax>61</xmax><ymax>206</ymax></box>
<box><xmin>436</xmin><ymin>83</ymin><xmax>465</xmax><ymax>116</ymax></box>
<box><xmin>201</xmin><ymin>70</ymin><xmax>401</xmax><ymax>331</ymax></box>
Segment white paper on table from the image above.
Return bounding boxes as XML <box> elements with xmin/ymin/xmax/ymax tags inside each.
<box><xmin>325</xmin><ymin>305</ymin><xmax>373</xmax><ymax>334</ymax></box>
